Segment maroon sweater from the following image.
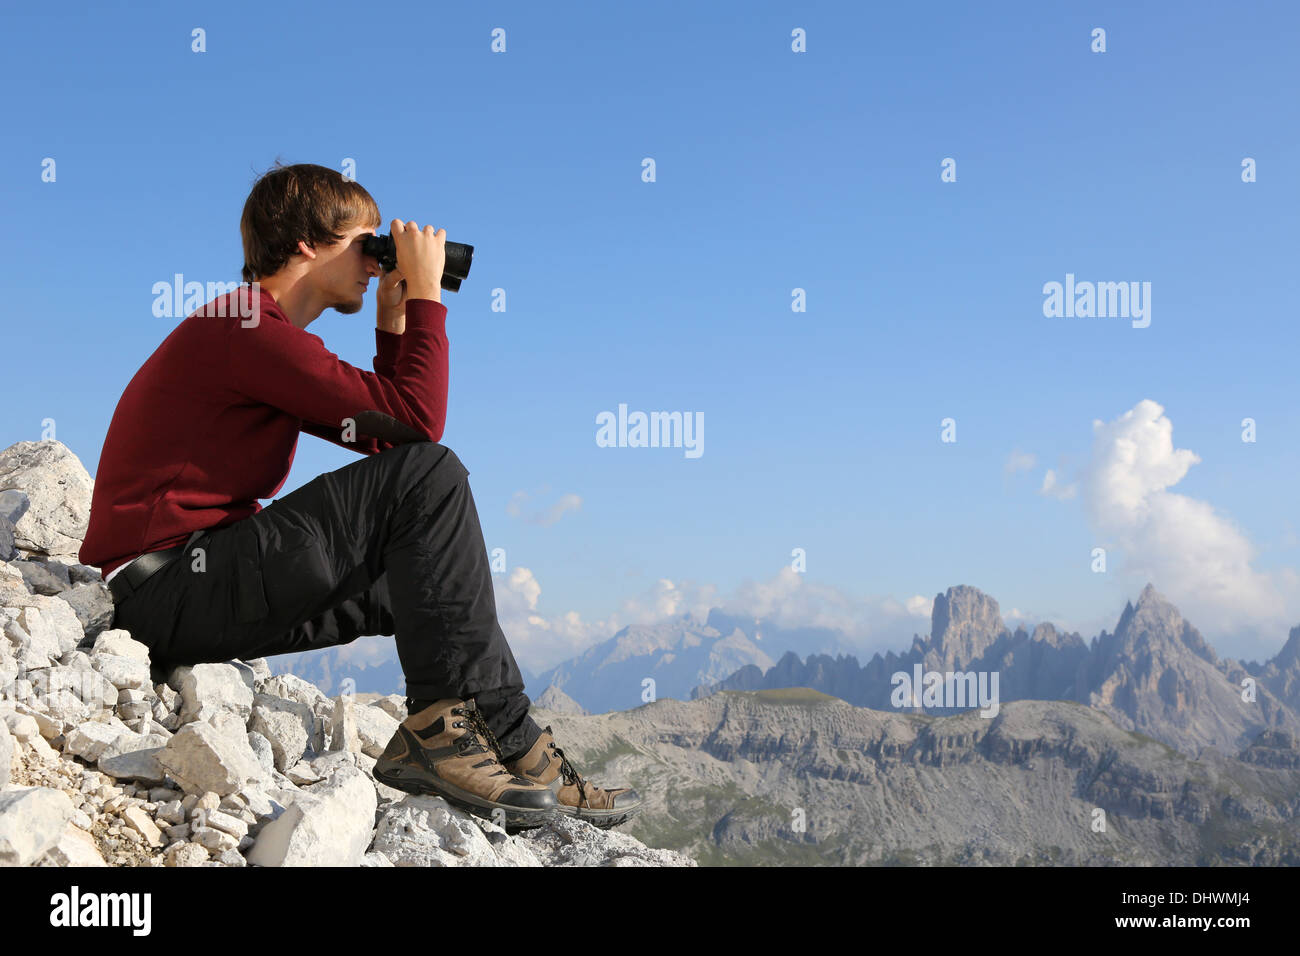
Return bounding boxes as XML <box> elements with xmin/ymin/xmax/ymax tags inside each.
<box><xmin>79</xmin><ymin>284</ymin><xmax>449</xmax><ymax>578</ymax></box>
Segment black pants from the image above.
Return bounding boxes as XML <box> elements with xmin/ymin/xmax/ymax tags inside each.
<box><xmin>111</xmin><ymin>440</ymin><xmax>541</xmax><ymax>760</ymax></box>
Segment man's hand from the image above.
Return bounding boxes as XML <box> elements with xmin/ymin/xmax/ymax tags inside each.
<box><xmin>376</xmin><ymin>267</ymin><xmax>407</xmax><ymax>334</ymax></box>
<box><xmin>391</xmin><ymin>219</ymin><xmax>446</xmax><ymax>304</ymax></box>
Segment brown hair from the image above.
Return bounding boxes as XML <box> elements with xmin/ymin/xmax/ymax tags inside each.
<box><xmin>240</xmin><ymin>161</ymin><xmax>381</xmax><ymax>284</ymax></box>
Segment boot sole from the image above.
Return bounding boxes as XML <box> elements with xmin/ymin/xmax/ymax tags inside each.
<box><xmin>562</xmin><ymin>805</ymin><xmax>642</xmax><ymax>830</ymax></box>
<box><xmin>374</xmin><ymin>761</ymin><xmax>558</xmax><ymax>830</ymax></box>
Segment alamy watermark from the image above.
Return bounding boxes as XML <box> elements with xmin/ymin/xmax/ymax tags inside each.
<box><xmin>152</xmin><ymin>276</ymin><xmax>260</xmax><ymax>326</ymax></box>
<box><xmin>890</xmin><ymin>664</ymin><xmax>1000</xmax><ymax>717</ymax></box>
<box><xmin>1042</xmin><ymin>273</ymin><xmax>1150</xmax><ymax>328</ymax></box>
<box><xmin>596</xmin><ymin>403</ymin><xmax>703</xmax><ymax>459</ymax></box>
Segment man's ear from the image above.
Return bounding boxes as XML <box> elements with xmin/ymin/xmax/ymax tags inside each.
<box><xmin>296</xmin><ymin>239</ymin><xmax>317</xmax><ymax>260</ymax></box>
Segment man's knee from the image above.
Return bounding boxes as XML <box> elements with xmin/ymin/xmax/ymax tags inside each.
<box><xmin>395</xmin><ymin>440</ymin><xmax>469</xmax><ymax>486</ymax></box>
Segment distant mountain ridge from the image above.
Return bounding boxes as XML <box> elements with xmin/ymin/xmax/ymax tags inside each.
<box><xmin>534</xmin><ymin>689</ymin><xmax>1300</xmax><ymax>865</ymax></box>
<box><xmin>529</xmin><ymin>611</ymin><xmax>784</xmax><ymax>715</ymax></box>
<box><xmin>695</xmin><ymin>583</ymin><xmax>1300</xmax><ymax>759</ymax></box>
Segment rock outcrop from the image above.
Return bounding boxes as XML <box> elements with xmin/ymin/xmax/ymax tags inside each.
<box><xmin>0</xmin><ymin>439</ymin><xmax>693</xmax><ymax>868</ymax></box>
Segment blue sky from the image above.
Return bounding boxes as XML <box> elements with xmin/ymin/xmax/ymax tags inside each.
<box><xmin>3</xmin><ymin>1</ymin><xmax>1298</xmax><ymax>670</ymax></box>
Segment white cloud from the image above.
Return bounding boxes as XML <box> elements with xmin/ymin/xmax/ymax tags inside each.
<box><xmin>1038</xmin><ymin>468</ymin><xmax>1078</xmax><ymax>500</ymax></box>
<box><xmin>1077</xmin><ymin>399</ymin><xmax>1298</xmax><ymax>650</ymax></box>
<box><xmin>490</xmin><ymin>562</ymin><xmax>936</xmax><ymax>674</ymax></box>
<box><xmin>507</xmin><ymin>487</ymin><xmax>582</xmax><ymax>527</ymax></box>
<box><xmin>906</xmin><ymin>594</ymin><xmax>934</xmax><ymax>618</ymax></box>
<box><xmin>1005</xmin><ymin>449</ymin><xmax>1037</xmax><ymax>475</ymax></box>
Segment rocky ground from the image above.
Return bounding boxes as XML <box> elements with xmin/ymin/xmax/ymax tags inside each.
<box><xmin>0</xmin><ymin>438</ymin><xmax>693</xmax><ymax>868</ymax></box>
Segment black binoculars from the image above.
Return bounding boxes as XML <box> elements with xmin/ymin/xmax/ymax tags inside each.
<box><xmin>361</xmin><ymin>233</ymin><xmax>474</xmax><ymax>293</ymax></box>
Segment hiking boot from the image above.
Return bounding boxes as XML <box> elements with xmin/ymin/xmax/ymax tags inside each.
<box><xmin>504</xmin><ymin>725</ymin><xmax>642</xmax><ymax>829</ymax></box>
<box><xmin>373</xmin><ymin>698</ymin><xmax>558</xmax><ymax>829</ymax></box>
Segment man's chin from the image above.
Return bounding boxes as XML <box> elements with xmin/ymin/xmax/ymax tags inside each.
<box><xmin>332</xmin><ymin>295</ymin><xmax>364</xmax><ymax>316</ymax></box>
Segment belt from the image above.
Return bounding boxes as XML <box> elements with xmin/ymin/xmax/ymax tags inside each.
<box><xmin>108</xmin><ymin>542</ymin><xmax>189</xmax><ymax>605</ymax></box>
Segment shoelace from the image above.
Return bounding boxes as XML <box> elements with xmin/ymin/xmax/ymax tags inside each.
<box><xmin>549</xmin><ymin>741</ymin><xmax>590</xmax><ymax>805</ymax></box>
<box><xmin>451</xmin><ymin>704</ymin><xmax>514</xmax><ymax>778</ymax></box>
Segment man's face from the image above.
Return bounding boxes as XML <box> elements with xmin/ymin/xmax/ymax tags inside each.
<box><xmin>308</xmin><ymin>220</ymin><xmax>383</xmax><ymax>315</ymax></box>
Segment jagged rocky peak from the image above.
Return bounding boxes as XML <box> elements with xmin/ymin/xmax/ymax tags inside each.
<box><xmin>534</xmin><ymin>685</ymin><xmax>588</xmax><ymax>716</ymax></box>
<box><xmin>1117</xmin><ymin>582</ymin><xmax>1216</xmax><ymax>664</ymax></box>
<box><xmin>927</xmin><ymin>585</ymin><xmax>1006</xmax><ymax>665</ymax></box>
<box><xmin>1273</xmin><ymin>626</ymin><xmax>1300</xmax><ymax>672</ymax></box>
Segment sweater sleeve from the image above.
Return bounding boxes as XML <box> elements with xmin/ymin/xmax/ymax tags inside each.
<box><xmin>300</xmin><ymin>418</ymin><xmax>386</xmax><ymax>455</ymax></box>
<box><xmin>374</xmin><ymin>326</ymin><xmax>402</xmax><ymax>378</ymax></box>
<box><xmin>230</xmin><ymin>299</ymin><xmax>449</xmax><ymax>446</ymax></box>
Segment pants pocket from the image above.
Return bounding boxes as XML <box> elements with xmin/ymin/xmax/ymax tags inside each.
<box><xmin>248</xmin><ymin>522</ymin><xmax>336</xmax><ymax>629</ymax></box>
<box><xmin>231</xmin><ymin>522</ymin><xmax>271</xmax><ymax>625</ymax></box>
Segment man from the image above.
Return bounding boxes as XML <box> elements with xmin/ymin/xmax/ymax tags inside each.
<box><xmin>79</xmin><ymin>162</ymin><xmax>640</xmax><ymax>831</ymax></box>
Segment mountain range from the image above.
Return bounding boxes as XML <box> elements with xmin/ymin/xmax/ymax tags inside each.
<box><xmin>696</xmin><ymin>583</ymin><xmax>1300</xmax><ymax>760</ymax></box>
<box><xmin>530</xmin><ymin>688</ymin><xmax>1300</xmax><ymax>865</ymax></box>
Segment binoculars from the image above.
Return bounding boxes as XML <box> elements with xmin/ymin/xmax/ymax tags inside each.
<box><xmin>361</xmin><ymin>233</ymin><xmax>474</xmax><ymax>293</ymax></box>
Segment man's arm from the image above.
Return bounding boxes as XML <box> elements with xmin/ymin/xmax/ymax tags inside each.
<box><xmin>229</xmin><ymin>298</ymin><xmax>450</xmax><ymax>445</ymax></box>
<box><xmin>298</xmin><ymin>323</ymin><xmax>418</xmax><ymax>454</ymax></box>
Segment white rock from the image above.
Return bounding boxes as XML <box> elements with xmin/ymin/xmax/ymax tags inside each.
<box><xmin>155</xmin><ymin>682</ymin><xmax>177</xmax><ymax>709</ymax></box>
<box><xmin>41</xmin><ymin>823</ymin><xmax>108</xmax><ymax>866</ymax></box>
<box><xmin>117</xmin><ymin>699</ymin><xmax>152</xmax><ymax>721</ymax></box>
<box><xmin>156</xmin><ymin>722</ymin><xmax>269</xmax><ymax>796</ymax></box>
<box><xmin>0</xmin><ymin>724</ymin><xmax>12</xmax><ymax>788</ymax></box>
<box><xmin>56</xmin><ymin>583</ymin><xmax>114</xmax><ymax>642</ymax></box>
<box><xmin>64</xmin><ymin>720</ymin><xmax>126</xmax><ymax>761</ymax></box>
<box><xmin>0</xmin><ymin>786</ymin><xmax>75</xmax><ymax>865</ymax></box>
<box><xmin>164</xmin><ymin>842</ymin><xmax>208</xmax><ymax>867</ymax></box>
<box><xmin>164</xmin><ymin>823</ymin><xmax>191</xmax><ymax>842</ymax></box>
<box><xmin>191</xmin><ymin>825</ymin><xmax>238</xmax><ymax>852</ymax></box>
<box><xmin>519</xmin><ymin>815</ymin><xmax>696</xmax><ymax>867</ymax></box>
<box><xmin>38</xmin><ymin>664</ymin><xmax>117</xmax><ymax>714</ymax></box>
<box><xmin>237</xmin><ymin>789</ymin><xmax>287</xmax><ymax>826</ymax></box>
<box><xmin>200</xmin><ymin>808</ymin><xmax>249</xmax><ymax>840</ymax></box>
<box><xmin>98</xmin><ymin>746</ymin><xmax>169</xmax><ymax>787</ymax></box>
<box><xmin>99</xmin><ymin>728</ymin><xmax>167</xmax><ymax>762</ymax></box>
<box><xmin>372</xmin><ymin>795</ymin><xmax>504</xmax><ymax>867</ymax></box>
<box><xmin>91</xmin><ymin>629</ymin><xmax>151</xmax><ymax>663</ymax></box>
<box><xmin>155</xmin><ymin>800</ymin><xmax>186</xmax><ymax>826</ymax></box>
<box><xmin>22</xmin><ymin>598</ymin><xmax>85</xmax><ymax>658</ymax></box>
<box><xmin>121</xmin><ymin>805</ymin><xmax>164</xmax><ymax>846</ymax></box>
<box><xmin>93</xmin><ymin>654</ymin><xmax>153</xmax><ymax>692</ymax></box>
<box><xmin>243</xmin><ymin>658</ymin><xmax>272</xmax><ymax>680</ymax></box>
<box><xmin>249</xmin><ymin>693</ymin><xmax>313</xmax><ymax>772</ymax></box>
<box><xmin>11</xmin><ymin>703</ymin><xmax>61</xmax><ymax>740</ymax></box>
<box><xmin>0</xmin><ymin>512</ymin><xmax>15</xmax><ymax>562</ymax></box>
<box><xmin>285</xmin><ymin>761</ymin><xmax>321</xmax><ymax>786</ymax></box>
<box><xmin>327</xmin><ymin>696</ymin><xmax>361</xmax><ymax>753</ymax></box>
<box><xmin>4</xmin><ymin>606</ymin><xmax>62</xmax><ymax>668</ymax></box>
<box><xmin>246</xmin><ymin>730</ymin><xmax>276</xmax><ymax>774</ymax></box>
<box><xmin>361</xmin><ymin>850</ymin><xmax>394</xmax><ymax>866</ymax></box>
<box><xmin>2</xmin><ymin>710</ymin><xmax>41</xmax><ymax>742</ymax></box>
<box><xmin>171</xmin><ymin>663</ymin><xmax>253</xmax><ymax>734</ymax></box>
<box><xmin>354</xmin><ymin>704</ymin><xmax>400</xmax><ymax>758</ymax></box>
<box><xmin>0</xmin><ymin>440</ymin><xmax>94</xmax><ymax>560</ymax></box>
<box><xmin>25</xmin><ymin>733</ymin><xmax>60</xmax><ymax>763</ymax></box>
<box><xmin>372</xmin><ymin>695</ymin><xmax>407</xmax><ymax>722</ymax></box>
<box><xmin>255</xmin><ymin>673</ymin><xmax>329</xmax><ymax>711</ymax></box>
<box><xmin>246</xmin><ymin>764</ymin><xmax>377</xmax><ymax>867</ymax></box>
